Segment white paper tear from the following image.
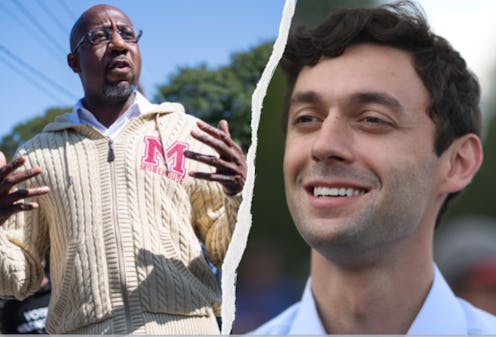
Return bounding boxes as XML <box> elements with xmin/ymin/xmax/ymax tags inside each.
<box><xmin>220</xmin><ymin>0</ymin><xmax>296</xmax><ymax>334</ymax></box>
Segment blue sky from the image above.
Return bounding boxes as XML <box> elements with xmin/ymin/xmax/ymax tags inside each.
<box><xmin>0</xmin><ymin>0</ymin><xmax>286</xmax><ymax>138</ymax></box>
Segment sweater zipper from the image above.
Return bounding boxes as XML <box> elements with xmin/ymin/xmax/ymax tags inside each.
<box><xmin>108</xmin><ymin>138</ymin><xmax>132</xmax><ymax>333</ymax></box>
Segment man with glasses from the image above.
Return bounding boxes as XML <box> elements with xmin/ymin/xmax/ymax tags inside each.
<box><xmin>0</xmin><ymin>4</ymin><xmax>246</xmax><ymax>334</ymax></box>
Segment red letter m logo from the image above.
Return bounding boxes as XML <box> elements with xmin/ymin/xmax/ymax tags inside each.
<box><xmin>141</xmin><ymin>137</ymin><xmax>189</xmax><ymax>176</ymax></box>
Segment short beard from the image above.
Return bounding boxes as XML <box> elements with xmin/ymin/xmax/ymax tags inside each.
<box><xmin>103</xmin><ymin>79</ymin><xmax>136</xmax><ymax>103</ymax></box>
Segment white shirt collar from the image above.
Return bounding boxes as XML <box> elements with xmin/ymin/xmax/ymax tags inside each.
<box><xmin>289</xmin><ymin>279</ymin><xmax>326</xmax><ymax>334</ymax></box>
<box><xmin>408</xmin><ymin>264</ymin><xmax>468</xmax><ymax>334</ymax></box>
<box><xmin>67</xmin><ymin>91</ymin><xmax>154</xmax><ymax>139</ymax></box>
<box><xmin>293</xmin><ymin>264</ymin><xmax>468</xmax><ymax>334</ymax></box>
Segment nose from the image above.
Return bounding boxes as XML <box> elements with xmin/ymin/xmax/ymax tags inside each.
<box><xmin>108</xmin><ymin>30</ymin><xmax>128</xmax><ymax>52</ymax></box>
<box><xmin>310</xmin><ymin>113</ymin><xmax>355</xmax><ymax>163</ymax></box>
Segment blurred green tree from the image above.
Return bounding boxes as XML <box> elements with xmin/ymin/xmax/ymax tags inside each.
<box><xmin>155</xmin><ymin>41</ymin><xmax>275</xmax><ymax>152</ymax></box>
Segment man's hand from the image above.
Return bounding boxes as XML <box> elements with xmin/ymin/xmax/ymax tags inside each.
<box><xmin>184</xmin><ymin>120</ymin><xmax>247</xmax><ymax>196</ymax></box>
<box><xmin>0</xmin><ymin>152</ymin><xmax>49</xmax><ymax>225</ymax></box>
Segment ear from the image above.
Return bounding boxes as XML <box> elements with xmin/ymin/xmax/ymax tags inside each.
<box><xmin>67</xmin><ymin>52</ymin><xmax>81</xmax><ymax>73</ymax></box>
<box><xmin>439</xmin><ymin>133</ymin><xmax>483</xmax><ymax>194</ymax></box>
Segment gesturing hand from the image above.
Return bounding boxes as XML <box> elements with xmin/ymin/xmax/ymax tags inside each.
<box><xmin>0</xmin><ymin>152</ymin><xmax>50</xmax><ymax>226</ymax></box>
<box><xmin>184</xmin><ymin>120</ymin><xmax>247</xmax><ymax>196</ymax></box>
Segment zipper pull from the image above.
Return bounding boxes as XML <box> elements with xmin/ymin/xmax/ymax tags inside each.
<box><xmin>108</xmin><ymin>139</ymin><xmax>115</xmax><ymax>162</ymax></box>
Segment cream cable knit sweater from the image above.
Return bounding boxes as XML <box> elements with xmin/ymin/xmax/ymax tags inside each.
<box><xmin>0</xmin><ymin>102</ymin><xmax>241</xmax><ymax>334</ymax></box>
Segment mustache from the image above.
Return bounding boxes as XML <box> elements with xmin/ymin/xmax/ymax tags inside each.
<box><xmin>105</xmin><ymin>56</ymin><xmax>133</xmax><ymax>71</ymax></box>
<box><xmin>301</xmin><ymin>163</ymin><xmax>380</xmax><ymax>186</ymax></box>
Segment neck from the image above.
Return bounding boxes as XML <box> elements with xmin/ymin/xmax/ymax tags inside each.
<box><xmin>310</xmin><ymin>230</ymin><xmax>434</xmax><ymax>334</ymax></box>
<box><xmin>82</xmin><ymin>91</ymin><xmax>136</xmax><ymax>128</ymax></box>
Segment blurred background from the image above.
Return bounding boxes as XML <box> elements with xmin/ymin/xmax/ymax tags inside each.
<box><xmin>1</xmin><ymin>0</ymin><xmax>496</xmax><ymax>334</ymax></box>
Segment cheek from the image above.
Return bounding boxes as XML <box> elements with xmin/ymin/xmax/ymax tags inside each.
<box><xmin>135</xmin><ymin>53</ymin><xmax>142</xmax><ymax>73</ymax></box>
<box><xmin>80</xmin><ymin>57</ymin><xmax>103</xmax><ymax>78</ymax></box>
<box><xmin>130</xmin><ymin>48</ymin><xmax>142</xmax><ymax>74</ymax></box>
<box><xmin>283</xmin><ymin>136</ymin><xmax>308</xmax><ymax>185</ymax></box>
<box><xmin>378</xmin><ymin>146</ymin><xmax>440</xmax><ymax>204</ymax></box>
<box><xmin>283</xmin><ymin>144</ymin><xmax>301</xmax><ymax>221</ymax></box>
<box><xmin>365</xmin><ymin>135</ymin><xmax>435</xmax><ymax>172</ymax></box>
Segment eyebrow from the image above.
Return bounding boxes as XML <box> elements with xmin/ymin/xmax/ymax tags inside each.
<box><xmin>349</xmin><ymin>91</ymin><xmax>405</xmax><ymax>114</ymax></box>
<box><xmin>89</xmin><ymin>22</ymin><xmax>133</xmax><ymax>30</ymax></box>
<box><xmin>290</xmin><ymin>91</ymin><xmax>323</xmax><ymax>106</ymax></box>
<box><xmin>289</xmin><ymin>90</ymin><xmax>406</xmax><ymax>115</ymax></box>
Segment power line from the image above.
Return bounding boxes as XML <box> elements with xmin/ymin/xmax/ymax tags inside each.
<box><xmin>0</xmin><ymin>45</ymin><xmax>79</xmax><ymax>101</ymax></box>
<box><xmin>56</xmin><ymin>0</ymin><xmax>77</xmax><ymax>21</ymax></box>
<box><xmin>0</xmin><ymin>1</ymin><xmax>63</xmax><ymax>62</ymax></box>
<box><xmin>12</xmin><ymin>0</ymin><xmax>67</xmax><ymax>55</ymax></box>
<box><xmin>35</xmin><ymin>0</ymin><xmax>70</xmax><ymax>36</ymax></box>
<box><xmin>0</xmin><ymin>52</ymin><xmax>63</xmax><ymax>103</ymax></box>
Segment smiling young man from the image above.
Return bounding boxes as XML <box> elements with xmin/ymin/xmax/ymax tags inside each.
<box><xmin>253</xmin><ymin>1</ymin><xmax>496</xmax><ymax>334</ymax></box>
<box><xmin>0</xmin><ymin>4</ymin><xmax>246</xmax><ymax>335</ymax></box>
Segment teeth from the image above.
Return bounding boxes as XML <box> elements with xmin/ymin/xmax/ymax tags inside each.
<box><xmin>313</xmin><ymin>186</ymin><xmax>366</xmax><ymax>197</ymax></box>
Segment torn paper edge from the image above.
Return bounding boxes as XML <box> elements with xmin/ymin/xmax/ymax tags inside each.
<box><xmin>220</xmin><ymin>0</ymin><xmax>296</xmax><ymax>334</ymax></box>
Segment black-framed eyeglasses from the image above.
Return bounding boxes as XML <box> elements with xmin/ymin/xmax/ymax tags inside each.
<box><xmin>72</xmin><ymin>26</ymin><xmax>143</xmax><ymax>53</ymax></box>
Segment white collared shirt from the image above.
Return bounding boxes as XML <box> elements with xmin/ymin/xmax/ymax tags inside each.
<box><xmin>67</xmin><ymin>91</ymin><xmax>155</xmax><ymax>140</ymax></box>
<box><xmin>252</xmin><ymin>264</ymin><xmax>496</xmax><ymax>335</ymax></box>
